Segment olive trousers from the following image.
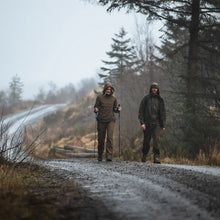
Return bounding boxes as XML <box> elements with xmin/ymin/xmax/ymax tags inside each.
<box><xmin>97</xmin><ymin>121</ymin><xmax>115</xmax><ymax>159</ymax></box>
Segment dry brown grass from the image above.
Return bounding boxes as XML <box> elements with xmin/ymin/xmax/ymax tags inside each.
<box><xmin>0</xmin><ymin>163</ymin><xmax>53</xmax><ymax>220</ymax></box>
<box><xmin>195</xmin><ymin>146</ymin><xmax>220</xmax><ymax>166</ymax></box>
<box><xmin>161</xmin><ymin>146</ymin><xmax>220</xmax><ymax>166</ymax></box>
<box><xmin>0</xmin><ymin>164</ymin><xmax>26</xmax><ymax>195</ymax></box>
<box><xmin>0</xmin><ymin>162</ymin><xmax>109</xmax><ymax>220</ymax></box>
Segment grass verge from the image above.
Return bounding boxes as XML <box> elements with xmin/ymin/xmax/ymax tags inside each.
<box><xmin>0</xmin><ymin>162</ymin><xmax>115</xmax><ymax>220</ymax></box>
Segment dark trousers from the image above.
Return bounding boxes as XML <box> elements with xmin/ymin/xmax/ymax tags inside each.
<box><xmin>142</xmin><ymin>124</ymin><xmax>161</xmax><ymax>156</ymax></box>
<box><xmin>97</xmin><ymin>121</ymin><xmax>115</xmax><ymax>159</ymax></box>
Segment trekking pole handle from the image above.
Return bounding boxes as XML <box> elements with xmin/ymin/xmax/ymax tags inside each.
<box><xmin>94</xmin><ymin>107</ymin><xmax>99</xmax><ymax>113</ymax></box>
<box><xmin>117</xmin><ymin>104</ymin><xmax>121</xmax><ymax>113</ymax></box>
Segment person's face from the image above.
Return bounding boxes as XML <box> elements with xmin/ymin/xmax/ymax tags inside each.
<box><xmin>105</xmin><ymin>87</ymin><xmax>112</xmax><ymax>95</ymax></box>
<box><xmin>152</xmin><ymin>87</ymin><xmax>158</xmax><ymax>94</ymax></box>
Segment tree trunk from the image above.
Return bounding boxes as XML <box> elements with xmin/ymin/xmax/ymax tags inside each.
<box><xmin>187</xmin><ymin>0</ymin><xmax>200</xmax><ymax>114</ymax></box>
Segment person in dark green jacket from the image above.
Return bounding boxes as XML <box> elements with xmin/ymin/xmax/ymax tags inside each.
<box><xmin>138</xmin><ymin>82</ymin><xmax>166</xmax><ymax>164</ymax></box>
<box><xmin>94</xmin><ymin>82</ymin><xmax>121</xmax><ymax>161</ymax></box>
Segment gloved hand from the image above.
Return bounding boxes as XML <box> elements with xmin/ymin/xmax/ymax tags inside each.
<box><xmin>94</xmin><ymin>107</ymin><xmax>99</xmax><ymax>113</ymax></box>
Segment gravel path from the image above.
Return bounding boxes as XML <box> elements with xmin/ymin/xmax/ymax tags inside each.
<box><xmin>40</xmin><ymin>158</ymin><xmax>220</xmax><ymax>220</ymax></box>
<box><xmin>7</xmin><ymin>106</ymin><xmax>219</xmax><ymax>219</ymax></box>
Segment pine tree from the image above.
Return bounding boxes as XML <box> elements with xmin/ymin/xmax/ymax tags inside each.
<box><xmin>98</xmin><ymin>27</ymin><xmax>138</xmax><ymax>86</ymax></box>
<box><xmin>158</xmin><ymin>12</ymin><xmax>220</xmax><ymax>158</ymax></box>
<box><xmin>9</xmin><ymin>74</ymin><xmax>23</xmax><ymax>106</ymax></box>
<box><xmin>95</xmin><ymin>0</ymin><xmax>220</xmax><ymax>159</ymax></box>
<box><xmin>96</xmin><ymin>0</ymin><xmax>219</xmax><ymax>115</ymax></box>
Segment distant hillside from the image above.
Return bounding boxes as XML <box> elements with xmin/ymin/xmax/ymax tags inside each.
<box><xmin>31</xmin><ymin>90</ymin><xmax>98</xmax><ymax>158</ymax></box>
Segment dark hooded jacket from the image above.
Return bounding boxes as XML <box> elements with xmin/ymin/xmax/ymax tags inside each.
<box><xmin>138</xmin><ymin>84</ymin><xmax>166</xmax><ymax>128</ymax></box>
<box><xmin>94</xmin><ymin>82</ymin><xmax>119</xmax><ymax>123</ymax></box>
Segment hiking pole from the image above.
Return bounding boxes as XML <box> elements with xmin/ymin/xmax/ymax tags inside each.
<box><xmin>118</xmin><ymin>104</ymin><xmax>121</xmax><ymax>159</ymax></box>
<box><xmin>94</xmin><ymin>111</ymin><xmax>98</xmax><ymax>158</ymax></box>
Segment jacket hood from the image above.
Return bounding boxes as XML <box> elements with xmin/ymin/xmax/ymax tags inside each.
<box><xmin>103</xmin><ymin>82</ymin><xmax>115</xmax><ymax>95</ymax></box>
<box><xmin>150</xmin><ymin>82</ymin><xmax>160</xmax><ymax>96</ymax></box>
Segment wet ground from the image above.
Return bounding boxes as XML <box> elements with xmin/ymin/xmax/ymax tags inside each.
<box><xmin>4</xmin><ymin>107</ymin><xmax>220</xmax><ymax>219</ymax></box>
<box><xmin>40</xmin><ymin>158</ymin><xmax>220</xmax><ymax>220</ymax></box>
<box><xmin>0</xmin><ymin>163</ymin><xmax>117</xmax><ymax>220</ymax></box>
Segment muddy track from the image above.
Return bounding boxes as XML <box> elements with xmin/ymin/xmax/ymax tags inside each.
<box><xmin>40</xmin><ymin>158</ymin><xmax>220</xmax><ymax>220</ymax></box>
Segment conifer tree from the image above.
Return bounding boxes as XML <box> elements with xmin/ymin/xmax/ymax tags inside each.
<box><xmin>9</xmin><ymin>74</ymin><xmax>23</xmax><ymax>106</ymax></box>
<box><xmin>95</xmin><ymin>0</ymin><xmax>219</xmax><ymax>115</ymax></box>
<box><xmin>158</xmin><ymin>13</ymin><xmax>220</xmax><ymax>158</ymax></box>
<box><xmin>94</xmin><ymin>0</ymin><xmax>220</xmax><ymax>158</ymax></box>
<box><xmin>98</xmin><ymin>27</ymin><xmax>138</xmax><ymax>86</ymax></box>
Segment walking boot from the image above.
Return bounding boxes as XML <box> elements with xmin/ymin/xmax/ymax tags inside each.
<box><xmin>106</xmin><ymin>153</ymin><xmax>112</xmax><ymax>161</ymax></box>
<box><xmin>141</xmin><ymin>154</ymin><xmax>147</xmax><ymax>162</ymax></box>
<box><xmin>98</xmin><ymin>155</ymin><xmax>102</xmax><ymax>162</ymax></box>
<box><xmin>153</xmin><ymin>155</ymin><xmax>161</xmax><ymax>164</ymax></box>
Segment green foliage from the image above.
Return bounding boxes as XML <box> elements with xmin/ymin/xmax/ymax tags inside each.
<box><xmin>158</xmin><ymin>7</ymin><xmax>220</xmax><ymax>159</ymax></box>
<box><xmin>97</xmin><ymin>25</ymin><xmax>167</xmax><ymax>160</ymax></box>
<box><xmin>98</xmin><ymin>27</ymin><xmax>139</xmax><ymax>86</ymax></box>
<box><xmin>95</xmin><ymin>0</ymin><xmax>220</xmax><ymax>162</ymax></box>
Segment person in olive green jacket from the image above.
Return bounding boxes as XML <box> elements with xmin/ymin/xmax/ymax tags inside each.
<box><xmin>94</xmin><ymin>82</ymin><xmax>121</xmax><ymax>161</ymax></box>
<box><xmin>138</xmin><ymin>82</ymin><xmax>166</xmax><ymax>164</ymax></box>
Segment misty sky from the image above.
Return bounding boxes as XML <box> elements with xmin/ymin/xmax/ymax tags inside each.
<box><xmin>0</xmin><ymin>0</ymin><xmax>162</xmax><ymax>99</ymax></box>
